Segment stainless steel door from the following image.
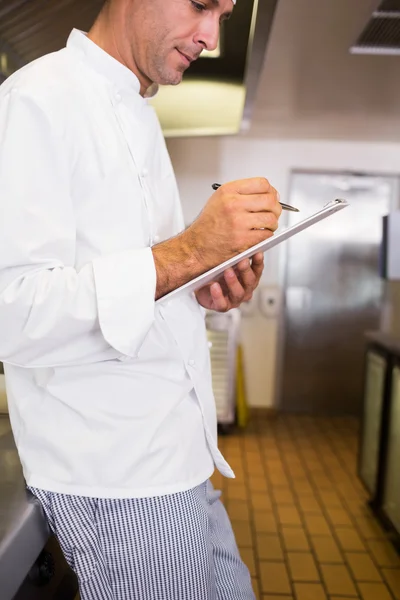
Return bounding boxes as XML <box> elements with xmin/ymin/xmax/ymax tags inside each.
<box><xmin>280</xmin><ymin>172</ymin><xmax>396</xmax><ymax>415</ymax></box>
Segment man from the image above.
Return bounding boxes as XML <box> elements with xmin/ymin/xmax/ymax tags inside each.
<box><xmin>0</xmin><ymin>0</ymin><xmax>281</xmax><ymax>598</ymax></box>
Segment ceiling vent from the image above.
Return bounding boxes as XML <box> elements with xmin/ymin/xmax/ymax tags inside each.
<box><xmin>351</xmin><ymin>0</ymin><xmax>400</xmax><ymax>55</ymax></box>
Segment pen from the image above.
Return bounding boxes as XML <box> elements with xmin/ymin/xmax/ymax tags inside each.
<box><xmin>211</xmin><ymin>183</ymin><xmax>300</xmax><ymax>212</ymax></box>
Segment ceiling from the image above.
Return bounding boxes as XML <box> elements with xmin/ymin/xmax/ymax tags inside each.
<box><xmin>249</xmin><ymin>0</ymin><xmax>400</xmax><ymax>141</ymax></box>
<box><xmin>0</xmin><ymin>0</ymin><xmax>277</xmax><ymax>136</ymax></box>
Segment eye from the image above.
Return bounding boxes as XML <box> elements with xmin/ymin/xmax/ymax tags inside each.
<box><xmin>191</xmin><ymin>1</ymin><xmax>206</xmax><ymax>12</ymax></box>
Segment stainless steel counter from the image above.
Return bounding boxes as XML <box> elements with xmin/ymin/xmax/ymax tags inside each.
<box><xmin>0</xmin><ymin>416</ymin><xmax>50</xmax><ymax>599</ymax></box>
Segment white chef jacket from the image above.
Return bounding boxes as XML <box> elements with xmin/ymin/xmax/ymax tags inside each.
<box><xmin>0</xmin><ymin>29</ymin><xmax>234</xmax><ymax>499</ymax></box>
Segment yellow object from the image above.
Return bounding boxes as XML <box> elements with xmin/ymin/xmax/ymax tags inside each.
<box><xmin>236</xmin><ymin>345</ymin><xmax>249</xmax><ymax>428</ymax></box>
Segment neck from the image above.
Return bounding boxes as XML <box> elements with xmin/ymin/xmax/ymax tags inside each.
<box><xmin>87</xmin><ymin>2</ymin><xmax>151</xmax><ymax>96</ymax></box>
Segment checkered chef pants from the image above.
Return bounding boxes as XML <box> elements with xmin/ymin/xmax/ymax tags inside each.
<box><xmin>28</xmin><ymin>480</ymin><xmax>255</xmax><ymax>600</ymax></box>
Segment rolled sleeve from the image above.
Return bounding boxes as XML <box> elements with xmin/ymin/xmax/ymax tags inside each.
<box><xmin>93</xmin><ymin>247</ymin><xmax>157</xmax><ymax>357</ymax></box>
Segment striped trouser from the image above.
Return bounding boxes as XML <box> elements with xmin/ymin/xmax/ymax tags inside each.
<box><xmin>29</xmin><ymin>480</ymin><xmax>255</xmax><ymax>600</ymax></box>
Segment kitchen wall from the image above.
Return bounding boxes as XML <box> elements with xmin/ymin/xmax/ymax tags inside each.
<box><xmin>167</xmin><ymin>136</ymin><xmax>400</xmax><ymax>408</ymax></box>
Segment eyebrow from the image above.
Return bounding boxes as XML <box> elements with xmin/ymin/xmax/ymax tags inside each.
<box><xmin>209</xmin><ymin>0</ymin><xmax>233</xmax><ymax>20</ymax></box>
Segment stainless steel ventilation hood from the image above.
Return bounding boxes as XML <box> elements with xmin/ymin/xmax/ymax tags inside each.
<box><xmin>351</xmin><ymin>0</ymin><xmax>400</xmax><ymax>55</ymax></box>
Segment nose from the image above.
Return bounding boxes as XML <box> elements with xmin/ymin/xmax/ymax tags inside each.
<box><xmin>194</xmin><ymin>16</ymin><xmax>220</xmax><ymax>52</ymax></box>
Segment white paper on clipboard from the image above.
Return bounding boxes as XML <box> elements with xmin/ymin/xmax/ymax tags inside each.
<box><xmin>156</xmin><ymin>198</ymin><xmax>349</xmax><ymax>305</ymax></box>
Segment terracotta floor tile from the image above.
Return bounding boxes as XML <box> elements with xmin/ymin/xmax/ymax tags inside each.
<box><xmin>281</xmin><ymin>526</ymin><xmax>310</xmax><ymax>551</ymax></box>
<box><xmin>367</xmin><ymin>539</ymin><xmax>400</xmax><ymax>568</ymax></box>
<box><xmin>259</xmin><ymin>561</ymin><xmax>291</xmax><ymax>595</ymax></box>
<box><xmin>335</xmin><ymin>527</ymin><xmax>366</xmax><ymax>551</ymax></box>
<box><xmin>225</xmin><ymin>484</ymin><xmax>248</xmax><ymax>501</ymax></box>
<box><xmin>266</xmin><ymin>460</ymin><xmax>285</xmax><ymax>472</ymax></box>
<box><xmin>262</xmin><ymin>594</ymin><xmax>294</xmax><ymax>600</ymax></box>
<box><xmin>256</xmin><ymin>534</ymin><xmax>284</xmax><ymax>561</ymax></box>
<box><xmin>227</xmin><ymin>500</ymin><xmax>251</xmax><ymax>522</ymax></box>
<box><xmin>311</xmin><ymin>536</ymin><xmax>343</xmax><ymax>564</ymax></box>
<box><xmin>224</xmin><ymin>443</ymin><xmax>242</xmax><ymax>456</ymax></box>
<box><xmin>240</xmin><ymin>547</ymin><xmax>257</xmax><ymax>577</ymax></box>
<box><xmin>246</xmin><ymin>450</ymin><xmax>261</xmax><ymax>460</ymax></box>
<box><xmin>382</xmin><ymin>568</ymin><xmax>400</xmax><ymax>600</ymax></box>
<box><xmin>253</xmin><ymin>511</ymin><xmax>278</xmax><ymax>534</ymax></box>
<box><xmin>344</xmin><ymin>499</ymin><xmax>371</xmax><ymax>517</ymax></box>
<box><xmin>249</xmin><ymin>478</ymin><xmax>269</xmax><ymax>493</ymax></box>
<box><xmin>320</xmin><ymin>564</ymin><xmax>358</xmax><ymax>596</ymax></box>
<box><xmin>325</xmin><ymin>507</ymin><xmax>353</xmax><ymax>527</ymax></box>
<box><xmin>358</xmin><ymin>582</ymin><xmax>393</xmax><ymax>600</ymax></box>
<box><xmin>290</xmin><ymin>470</ymin><xmax>309</xmax><ymax>482</ymax></box>
<box><xmin>247</xmin><ymin>466</ymin><xmax>266</xmax><ymax>478</ymax></box>
<box><xmin>307</xmin><ymin>463</ymin><xmax>324</xmax><ymax>473</ymax></box>
<box><xmin>269</xmin><ymin>473</ymin><xmax>290</xmax><ymax>486</ymax></box>
<box><xmin>271</xmin><ymin>487</ymin><xmax>295</xmax><ymax>504</ymax></box>
<box><xmin>285</xmin><ymin>455</ymin><xmax>303</xmax><ymax>467</ymax></box>
<box><xmin>226</xmin><ymin>460</ymin><xmax>244</xmax><ymax>472</ymax></box>
<box><xmin>231</xmin><ymin>520</ymin><xmax>253</xmax><ymax>548</ymax></box>
<box><xmin>251</xmin><ymin>577</ymin><xmax>260</xmax><ymax>600</ymax></box>
<box><xmin>345</xmin><ymin>552</ymin><xmax>382</xmax><ymax>582</ymax></box>
<box><xmin>329</xmin><ymin>597</ymin><xmax>357</xmax><ymax>600</ymax></box>
<box><xmin>294</xmin><ymin>582</ymin><xmax>327</xmax><ymax>600</ymax></box>
<box><xmin>310</xmin><ymin>475</ymin><xmax>333</xmax><ymax>490</ymax></box>
<box><xmin>231</xmin><ymin>470</ymin><xmax>246</xmax><ymax>485</ymax></box>
<box><xmin>263</xmin><ymin>450</ymin><xmax>280</xmax><ymax>460</ymax></box>
<box><xmin>287</xmin><ymin>552</ymin><xmax>320</xmax><ymax>582</ymax></box>
<box><xmin>304</xmin><ymin>515</ymin><xmax>331</xmax><ymax>536</ymax></box>
<box><xmin>251</xmin><ymin>493</ymin><xmax>273</xmax><ymax>511</ymax></box>
<box><xmin>297</xmin><ymin>495</ymin><xmax>322</xmax><ymax>515</ymax></box>
<box><xmin>277</xmin><ymin>505</ymin><xmax>302</xmax><ymax>526</ymax></box>
<box><xmin>293</xmin><ymin>481</ymin><xmax>315</xmax><ymax>496</ymax></box>
<box><xmin>354</xmin><ymin>516</ymin><xmax>387</xmax><ymax>540</ymax></box>
<box><xmin>210</xmin><ymin>472</ymin><xmax>223</xmax><ymax>489</ymax></box>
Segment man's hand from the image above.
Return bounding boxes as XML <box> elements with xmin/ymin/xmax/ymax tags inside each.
<box><xmin>195</xmin><ymin>253</ymin><xmax>264</xmax><ymax>312</ymax></box>
<box><xmin>153</xmin><ymin>178</ymin><xmax>281</xmax><ymax>300</ymax></box>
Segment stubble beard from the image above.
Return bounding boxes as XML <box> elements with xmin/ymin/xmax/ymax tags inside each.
<box><xmin>151</xmin><ymin>48</ymin><xmax>187</xmax><ymax>86</ymax></box>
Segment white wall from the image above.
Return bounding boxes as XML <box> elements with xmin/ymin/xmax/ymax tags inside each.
<box><xmin>167</xmin><ymin>136</ymin><xmax>400</xmax><ymax>408</ymax></box>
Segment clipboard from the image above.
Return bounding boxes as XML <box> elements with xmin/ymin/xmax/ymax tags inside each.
<box><xmin>156</xmin><ymin>198</ymin><xmax>349</xmax><ymax>305</ymax></box>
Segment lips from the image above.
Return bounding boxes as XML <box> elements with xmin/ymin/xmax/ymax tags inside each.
<box><xmin>177</xmin><ymin>50</ymin><xmax>192</xmax><ymax>64</ymax></box>
<box><xmin>177</xmin><ymin>49</ymin><xmax>199</xmax><ymax>64</ymax></box>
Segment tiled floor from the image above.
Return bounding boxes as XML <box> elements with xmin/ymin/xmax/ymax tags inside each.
<box><xmin>211</xmin><ymin>414</ymin><xmax>400</xmax><ymax>600</ymax></box>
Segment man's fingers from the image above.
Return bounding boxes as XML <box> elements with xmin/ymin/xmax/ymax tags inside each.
<box><xmin>236</xmin><ymin>255</ymin><xmax>264</xmax><ymax>297</ymax></box>
<box><xmin>250</xmin><ymin>253</ymin><xmax>265</xmax><ymax>279</ymax></box>
<box><xmin>234</xmin><ymin>260</ymin><xmax>257</xmax><ymax>295</ymax></box>
<box><xmin>210</xmin><ymin>282</ymin><xmax>230</xmax><ymax>312</ymax></box>
<box><xmin>223</xmin><ymin>269</ymin><xmax>246</xmax><ymax>305</ymax></box>
<box><xmin>223</xmin><ymin>177</ymin><xmax>273</xmax><ymax>196</ymax></box>
<box><xmin>247</xmin><ymin>211</ymin><xmax>280</xmax><ymax>232</ymax></box>
<box><xmin>240</xmin><ymin>187</ymin><xmax>281</xmax><ymax>215</ymax></box>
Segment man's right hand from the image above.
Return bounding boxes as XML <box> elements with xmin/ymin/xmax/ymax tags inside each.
<box><xmin>186</xmin><ymin>177</ymin><xmax>282</xmax><ymax>272</ymax></box>
<box><xmin>152</xmin><ymin>177</ymin><xmax>282</xmax><ymax>300</ymax></box>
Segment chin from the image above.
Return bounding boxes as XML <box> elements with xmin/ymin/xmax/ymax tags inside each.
<box><xmin>157</xmin><ymin>70</ymin><xmax>184</xmax><ymax>86</ymax></box>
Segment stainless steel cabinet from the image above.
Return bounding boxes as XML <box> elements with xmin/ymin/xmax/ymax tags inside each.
<box><xmin>382</xmin><ymin>366</ymin><xmax>400</xmax><ymax>534</ymax></box>
<box><xmin>359</xmin><ymin>351</ymin><xmax>388</xmax><ymax>495</ymax></box>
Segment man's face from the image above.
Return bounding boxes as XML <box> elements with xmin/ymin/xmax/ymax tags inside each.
<box><xmin>126</xmin><ymin>0</ymin><xmax>233</xmax><ymax>86</ymax></box>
